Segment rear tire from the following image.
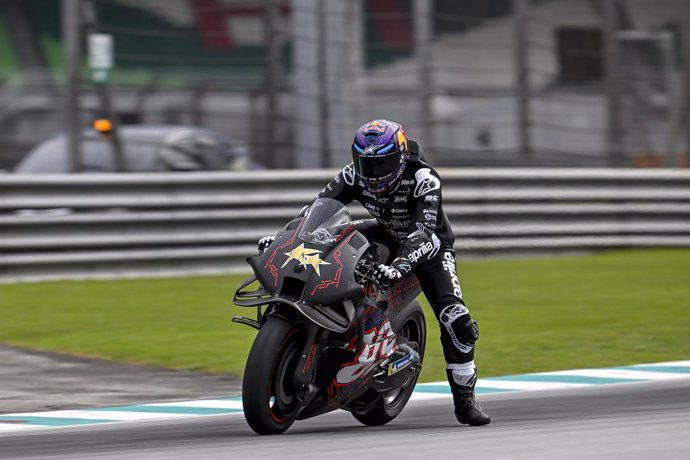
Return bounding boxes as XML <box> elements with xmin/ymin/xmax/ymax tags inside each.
<box><xmin>352</xmin><ymin>302</ymin><xmax>426</xmax><ymax>426</ymax></box>
<box><xmin>242</xmin><ymin>316</ymin><xmax>305</xmax><ymax>435</ymax></box>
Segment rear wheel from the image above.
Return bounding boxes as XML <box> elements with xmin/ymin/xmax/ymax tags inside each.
<box><xmin>352</xmin><ymin>302</ymin><xmax>426</xmax><ymax>426</ymax></box>
<box><xmin>242</xmin><ymin>316</ymin><xmax>305</xmax><ymax>435</ymax></box>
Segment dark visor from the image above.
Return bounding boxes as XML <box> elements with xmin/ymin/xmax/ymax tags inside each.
<box><xmin>352</xmin><ymin>151</ymin><xmax>401</xmax><ymax>179</ymax></box>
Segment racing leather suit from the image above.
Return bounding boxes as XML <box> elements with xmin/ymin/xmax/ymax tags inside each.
<box><xmin>315</xmin><ymin>141</ymin><xmax>479</xmax><ymax>369</ymax></box>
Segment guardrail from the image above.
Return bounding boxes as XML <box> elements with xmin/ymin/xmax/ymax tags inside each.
<box><xmin>2</xmin><ymin>168</ymin><xmax>690</xmax><ymax>283</ymax></box>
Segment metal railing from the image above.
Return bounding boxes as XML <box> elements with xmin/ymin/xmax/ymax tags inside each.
<box><xmin>1</xmin><ymin>168</ymin><xmax>690</xmax><ymax>283</ymax></box>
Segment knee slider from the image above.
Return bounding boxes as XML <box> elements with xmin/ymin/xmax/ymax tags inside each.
<box><xmin>439</xmin><ymin>304</ymin><xmax>479</xmax><ymax>352</ymax></box>
<box><xmin>463</xmin><ymin>319</ymin><xmax>479</xmax><ymax>344</ymax></box>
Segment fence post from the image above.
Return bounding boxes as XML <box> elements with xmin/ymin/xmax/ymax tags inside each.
<box><xmin>603</xmin><ymin>0</ymin><xmax>624</xmax><ymax>167</ymax></box>
<box><xmin>263</xmin><ymin>0</ymin><xmax>281</xmax><ymax>168</ymax></box>
<box><xmin>292</xmin><ymin>0</ymin><xmax>322</xmax><ymax>169</ymax></box>
<box><xmin>513</xmin><ymin>0</ymin><xmax>532</xmax><ymax>158</ymax></box>
<box><xmin>62</xmin><ymin>0</ymin><xmax>82</xmax><ymax>173</ymax></box>
<box><xmin>684</xmin><ymin>0</ymin><xmax>690</xmax><ymax>167</ymax></box>
<box><xmin>413</xmin><ymin>0</ymin><xmax>433</xmax><ymax>153</ymax></box>
<box><xmin>82</xmin><ymin>1</ymin><xmax>127</xmax><ymax>172</ymax></box>
<box><xmin>317</xmin><ymin>0</ymin><xmax>330</xmax><ymax>167</ymax></box>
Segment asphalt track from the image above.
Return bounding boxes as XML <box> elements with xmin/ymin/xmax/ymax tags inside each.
<box><xmin>1</xmin><ymin>379</ymin><xmax>688</xmax><ymax>460</ymax></box>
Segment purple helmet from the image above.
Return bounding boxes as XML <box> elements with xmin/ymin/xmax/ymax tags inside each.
<box><xmin>351</xmin><ymin>119</ymin><xmax>409</xmax><ymax>194</ymax></box>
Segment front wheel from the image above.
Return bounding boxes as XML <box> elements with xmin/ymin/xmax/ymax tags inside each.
<box><xmin>352</xmin><ymin>301</ymin><xmax>426</xmax><ymax>426</ymax></box>
<box><xmin>242</xmin><ymin>316</ymin><xmax>305</xmax><ymax>435</ymax></box>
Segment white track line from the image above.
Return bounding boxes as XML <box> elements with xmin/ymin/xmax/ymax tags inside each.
<box><xmin>541</xmin><ymin>369</ymin><xmax>690</xmax><ymax>380</ymax></box>
<box><xmin>11</xmin><ymin>410</ymin><xmax>192</xmax><ymax>422</ymax></box>
<box><xmin>409</xmin><ymin>392</ymin><xmax>451</xmax><ymax>401</ymax></box>
<box><xmin>0</xmin><ymin>424</ymin><xmax>47</xmax><ymax>432</ymax></box>
<box><xmin>475</xmin><ymin>380</ymin><xmax>592</xmax><ymax>391</ymax></box>
<box><xmin>142</xmin><ymin>400</ymin><xmax>243</xmax><ymax>410</ymax></box>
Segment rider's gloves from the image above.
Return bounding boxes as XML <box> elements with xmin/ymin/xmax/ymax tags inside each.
<box><xmin>257</xmin><ymin>235</ymin><xmax>276</xmax><ymax>254</ymax></box>
<box><xmin>372</xmin><ymin>264</ymin><xmax>402</xmax><ymax>288</ymax></box>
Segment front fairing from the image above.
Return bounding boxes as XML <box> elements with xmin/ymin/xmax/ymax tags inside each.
<box><xmin>251</xmin><ymin>219</ymin><xmax>370</xmax><ymax>306</ymax></box>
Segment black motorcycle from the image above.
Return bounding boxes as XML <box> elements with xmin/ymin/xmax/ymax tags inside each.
<box><xmin>233</xmin><ymin>198</ymin><xmax>426</xmax><ymax>435</ymax></box>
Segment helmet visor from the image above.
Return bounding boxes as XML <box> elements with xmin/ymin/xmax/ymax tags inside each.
<box><xmin>352</xmin><ymin>151</ymin><xmax>401</xmax><ymax>179</ymax></box>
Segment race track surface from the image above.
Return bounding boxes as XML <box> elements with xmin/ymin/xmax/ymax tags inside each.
<box><xmin>1</xmin><ymin>378</ymin><xmax>688</xmax><ymax>460</ymax></box>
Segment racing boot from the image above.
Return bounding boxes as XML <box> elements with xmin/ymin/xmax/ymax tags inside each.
<box><xmin>447</xmin><ymin>363</ymin><xmax>491</xmax><ymax>426</ymax></box>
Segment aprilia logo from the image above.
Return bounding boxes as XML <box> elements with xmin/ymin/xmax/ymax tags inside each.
<box><xmin>409</xmin><ymin>235</ymin><xmax>441</xmax><ymax>264</ymax></box>
<box><xmin>442</xmin><ymin>252</ymin><xmax>463</xmax><ymax>299</ymax></box>
<box><xmin>409</xmin><ymin>242</ymin><xmax>434</xmax><ymax>263</ymax></box>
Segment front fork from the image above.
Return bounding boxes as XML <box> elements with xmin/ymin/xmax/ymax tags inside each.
<box><xmin>292</xmin><ymin>321</ymin><xmax>325</xmax><ymax>392</ymax></box>
<box><xmin>290</xmin><ymin>321</ymin><xmax>330</xmax><ymax>415</ymax></box>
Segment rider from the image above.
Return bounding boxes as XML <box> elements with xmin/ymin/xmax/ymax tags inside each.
<box><xmin>259</xmin><ymin>119</ymin><xmax>491</xmax><ymax>426</ymax></box>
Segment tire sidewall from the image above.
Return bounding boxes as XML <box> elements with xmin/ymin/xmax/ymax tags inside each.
<box><xmin>242</xmin><ymin>316</ymin><xmax>303</xmax><ymax>435</ymax></box>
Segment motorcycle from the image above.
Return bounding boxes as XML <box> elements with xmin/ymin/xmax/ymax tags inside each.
<box><xmin>233</xmin><ymin>198</ymin><xmax>426</xmax><ymax>435</ymax></box>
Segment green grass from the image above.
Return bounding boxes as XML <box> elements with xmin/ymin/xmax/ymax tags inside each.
<box><xmin>0</xmin><ymin>249</ymin><xmax>688</xmax><ymax>383</ymax></box>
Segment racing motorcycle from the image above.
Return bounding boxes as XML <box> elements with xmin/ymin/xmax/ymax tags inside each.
<box><xmin>233</xmin><ymin>198</ymin><xmax>426</xmax><ymax>435</ymax></box>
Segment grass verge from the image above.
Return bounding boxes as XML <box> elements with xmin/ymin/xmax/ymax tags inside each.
<box><xmin>1</xmin><ymin>249</ymin><xmax>688</xmax><ymax>383</ymax></box>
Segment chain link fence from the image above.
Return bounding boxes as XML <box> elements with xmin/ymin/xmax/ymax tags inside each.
<box><xmin>0</xmin><ymin>0</ymin><xmax>689</xmax><ymax>171</ymax></box>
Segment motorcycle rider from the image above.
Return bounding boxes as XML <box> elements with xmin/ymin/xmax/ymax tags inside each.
<box><xmin>259</xmin><ymin>119</ymin><xmax>490</xmax><ymax>426</ymax></box>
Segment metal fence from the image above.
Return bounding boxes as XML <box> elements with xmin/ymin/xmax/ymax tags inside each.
<box><xmin>2</xmin><ymin>0</ymin><xmax>690</xmax><ymax>171</ymax></box>
<box><xmin>2</xmin><ymin>168</ymin><xmax>690</xmax><ymax>282</ymax></box>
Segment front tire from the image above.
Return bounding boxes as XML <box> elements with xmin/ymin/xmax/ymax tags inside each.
<box><xmin>242</xmin><ymin>316</ymin><xmax>305</xmax><ymax>435</ymax></box>
<box><xmin>352</xmin><ymin>301</ymin><xmax>426</xmax><ymax>426</ymax></box>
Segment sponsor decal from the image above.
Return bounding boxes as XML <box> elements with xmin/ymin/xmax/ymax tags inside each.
<box><xmin>394</xmin><ymin>195</ymin><xmax>408</xmax><ymax>203</ymax></box>
<box><xmin>365</xmin><ymin>120</ymin><xmax>387</xmax><ymax>134</ymax></box>
<box><xmin>422</xmin><ymin>209</ymin><xmax>438</xmax><ymax>215</ymax></box>
<box><xmin>424</xmin><ymin>213</ymin><xmax>435</xmax><ymax>222</ymax></box>
<box><xmin>281</xmin><ymin>243</ymin><xmax>330</xmax><ymax>275</ymax></box>
<box><xmin>334</xmin><ymin>175</ymin><xmax>340</xmax><ymax>184</ymax></box>
<box><xmin>394</xmin><ymin>230</ymin><xmax>408</xmax><ymax>239</ymax></box>
<box><xmin>424</xmin><ymin>195</ymin><xmax>439</xmax><ymax>203</ymax></box>
<box><xmin>442</xmin><ymin>251</ymin><xmax>463</xmax><ymax>299</ymax></box>
<box><xmin>413</xmin><ymin>168</ymin><xmax>440</xmax><ymax>198</ymax></box>
<box><xmin>400</xmin><ymin>179</ymin><xmax>414</xmax><ymax>186</ymax></box>
<box><xmin>439</xmin><ymin>304</ymin><xmax>473</xmax><ymax>354</ymax></box>
<box><xmin>388</xmin><ymin>351</ymin><xmax>413</xmax><ymax>376</ymax></box>
<box><xmin>336</xmin><ymin>320</ymin><xmax>395</xmax><ymax>384</ymax></box>
<box><xmin>361</xmin><ymin>189</ymin><xmax>376</xmax><ymax>198</ymax></box>
<box><xmin>304</xmin><ymin>228</ymin><xmax>335</xmax><ymax>244</ymax></box>
<box><xmin>451</xmin><ymin>366</ymin><xmax>477</xmax><ymax>387</ymax></box>
<box><xmin>342</xmin><ymin>163</ymin><xmax>356</xmax><ymax>186</ymax></box>
<box><xmin>408</xmin><ymin>242</ymin><xmax>434</xmax><ymax>263</ymax></box>
<box><xmin>386</xmin><ymin>220</ymin><xmax>407</xmax><ymax>229</ymax></box>
<box><xmin>391</xmin><ymin>208</ymin><xmax>408</xmax><ymax>214</ymax></box>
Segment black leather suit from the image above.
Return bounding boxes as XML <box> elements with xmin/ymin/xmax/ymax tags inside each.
<box><xmin>316</xmin><ymin>142</ymin><xmax>479</xmax><ymax>366</ymax></box>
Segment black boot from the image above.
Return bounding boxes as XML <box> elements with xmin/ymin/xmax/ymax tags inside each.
<box><xmin>447</xmin><ymin>369</ymin><xmax>491</xmax><ymax>426</ymax></box>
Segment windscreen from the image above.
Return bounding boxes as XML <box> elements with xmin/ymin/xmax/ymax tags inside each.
<box><xmin>298</xmin><ymin>198</ymin><xmax>351</xmax><ymax>246</ymax></box>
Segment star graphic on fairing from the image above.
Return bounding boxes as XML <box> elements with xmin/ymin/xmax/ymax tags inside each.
<box><xmin>281</xmin><ymin>243</ymin><xmax>331</xmax><ymax>275</ymax></box>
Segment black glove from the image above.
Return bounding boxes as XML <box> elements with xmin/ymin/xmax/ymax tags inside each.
<box><xmin>257</xmin><ymin>235</ymin><xmax>276</xmax><ymax>254</ymax></box>
<box><xmin>371</xmin><ymin>264</ymin><xmax>402</xmax><ymax>288</ymax></box>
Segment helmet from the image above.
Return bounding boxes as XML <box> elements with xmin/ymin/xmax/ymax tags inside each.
<box><xmin>351</xmin><ymin>119</ymin><xmax>409</xmax><ymax>194</ymax></box>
